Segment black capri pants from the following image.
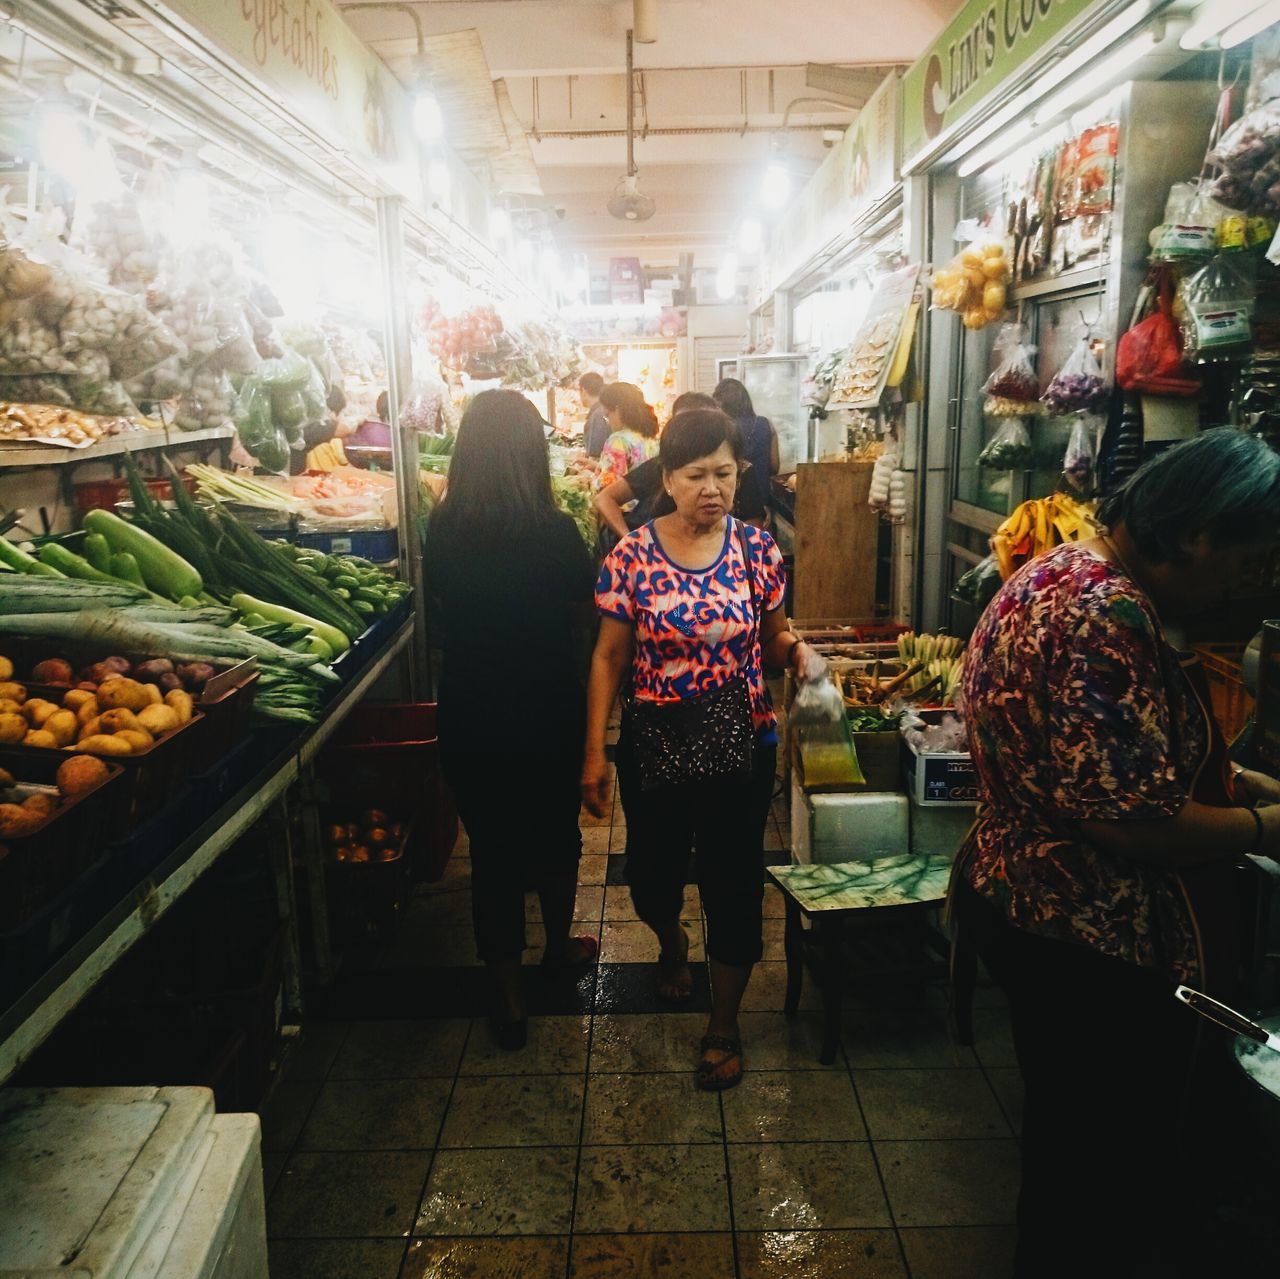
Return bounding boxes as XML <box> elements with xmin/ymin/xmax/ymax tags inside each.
<box><xmin>616</xmin><ymin>737</ymin><xmax>776</xmax><ymax>967</ymax></box>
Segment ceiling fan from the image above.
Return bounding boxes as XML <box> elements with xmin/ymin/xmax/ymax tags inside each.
<box><xmin>607</xmin><ymin>31</ymin><xmax>655</xmax><ymax>222</ymax></box>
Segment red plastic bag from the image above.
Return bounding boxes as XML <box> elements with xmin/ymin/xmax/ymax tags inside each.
<box><xmin>1116</xmin><ymin>278</ymin><xmax>1200</xmax><ymax>396</ymax></box>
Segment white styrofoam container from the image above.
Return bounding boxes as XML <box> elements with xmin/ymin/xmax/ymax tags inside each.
<box><xmin>126</xmin><ymin>1114</ymin><xmax>267</xmax><ymax>1279</ymax></box>
<box><xmin>0</xmin><ymin>1086</ymin><xmax>214</xmax><ymax>1279</ymax></box>
<box><xmin>909</xmin><ymin>793</ymin><xmax>976</xmax><ymax>860</ymax></box>
<box><xmin>791</xmin><ymin>775</ymin><xmax>910</xmax><ymax>865</ymax></box>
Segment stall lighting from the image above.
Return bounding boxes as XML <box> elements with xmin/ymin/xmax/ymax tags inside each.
<box><xmin>940</xmin><ymin>0</ymin><xmax>1151</xmax><ymax>168</ymax></box>
<box><xmin>1181</xmin><ymin>0</ymin><xmax>1269</xmax><ymax>48</ymax></box>
<box><xmin>761</xmin><ymin>163</ymin><xmax>792</xmax><ymax>210</ymax></box>
<box><xmin>36</xmin><ymin>102</ymin><xmax>92</xmax><ymax>183</ymax></box>
<box><xmin>489</xmin><ymin>207</ymin><xmax>511</xmax><ymax>240</ymax></box>
<box><xmin>413</xmin><ymin>84</ymin><xmax>445</xmax><ymax>143</ymax></box>
<box><xmin>738</xmin><ymin>218</ymin><xmax>764</xmax><ymax>255</ymax></box>
<box><xmin>1031</xmin><ymin>27</ymin><xmax>1162</xmax><ymax>126</ymax></box>
<box><xmin>956</xmin><ymin>120</ymin><xmax>1035</xmax><ymax>178</ymax></box>
<box><xmin>1221</xmin><ymin>0</ymin><xmax>1280</xmax><ymax>46</ymax></box>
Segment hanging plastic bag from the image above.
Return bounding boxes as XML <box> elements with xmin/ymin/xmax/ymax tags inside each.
<box><xmin>1116</xmin><ymin>275</ymin><xmax>1198</xmax><ymax>395</ymax></box>
<box><xmin>981</xmin><ymin>322</ymin><xmax>1040</xmax><ymax>415</ymax></box>
<box><xmin>1210</xmin><ymin>101</ymin><xmax>1280</xmax><ymax>216</ymax></box>
<box><xmin>1180</xmin><ymin>255</ymin><xmax>1255</xmax><ymax>363</ymax></box>
<box><xmin>1062</xmin><ymin>417</ymin><xmax>1097</xmax><ymax>492</ymax></box>
<box><xmin>791</xmin><ymin>648</ymin><xmax>865</xmax><ymax>786</ymax></box>
<box><xmin>954</xmin><ymin>554</ymin><xmax>1003</xmax><ymax>610</ymax></box>
<box><xmin>929</xmin><ymin>232</ymin><xmax>1009</xmax><ymax>330</ymax></box>
<box><xmin>1042</xmin><ymin>336</ymin><xmax>1109</xmax><ymax>416</ymax></box>
<box><xmin>1152</xmin><ymin>181</ymin><xmax>1224</xmax><ymax>260</ymax></box>
<box><xmin>977</xmin><ymin>417</ymin><xmax>1033</xmax><ymax>470</ymax></box>
<box><xmin>174</xmin><ymin>367</ymin><xmax>234</xmax><ymax>431</ymax></box>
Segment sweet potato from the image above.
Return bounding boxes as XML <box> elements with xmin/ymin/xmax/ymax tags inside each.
<box><xmin>56</xmin><ymin>755</ymin><xmax>109</xmax><ymax>796</ymax></box>
<box><xmin>31</xmin><ymin>658</ymin><xmax>73</xmax><ymax>686</ymax></box>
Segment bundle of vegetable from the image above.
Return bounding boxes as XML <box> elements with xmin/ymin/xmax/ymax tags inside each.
<box><xmin>552</xmin><ymin>475</ymin><xmax>597</xmax><ymax>550</ymax></box>
<box><xmin>184</xmin><ymin>463</ymin><xmax>308</xmax><ymax>514</ymax></box>
<box><xmin>0</xmin><ymin>576</ymin><xmax>337</xmax><ymax>724</ymax></box>
<box><xmin>897</xmin><ymin>632</ymin><xmax>964</xmax><ymax>667</ymax></box>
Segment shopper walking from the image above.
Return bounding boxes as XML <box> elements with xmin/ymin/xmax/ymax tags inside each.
<box><xmin>427</xmin><ymin>390</ymin><xmax>599</xmax><ymax>1050</ymax></box>
<box><xmin>952</xmin><ymin>428</ymin><xmax>1280</xmax><ymax>1277</ymax></box>
<box><xmin>582</xmin><ymin>408</ymin><xmax>818</xmax><ymax>1090</ymax></box>
<box><xmin>713</xmin><ymin>377</ymin><xmax>779</xmax><ymax>517</ymax></box>
<box><xmin>579</xmin><ymin>371</ymin><xmax>609</xmax><ymax>458</ymax></box>
<box><xmin>595</xmin><ymin>382</ymin><xmax>660</xmax><ymax>490</ymax></box>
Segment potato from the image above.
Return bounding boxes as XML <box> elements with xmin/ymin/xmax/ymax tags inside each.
<box><xmin>0</xmin><ymin>682</ymin><xmax>25</xmax><ymax>703</ymax></box>
<box><xmin>0</xmin><ymin>656</ymin><xmax>12</xmax><ymax>680</ymax></box>
<box><xmin>76</xmin><ymin>698</ymin><xmax>101</xmax><ymax>726</ymax></box>
<box><xmin>114</xmin><ymin>730</ymin><xmax>153</xmax><ymax>753</ymax></box>
<box><xmin>96</xmin><ymin>677</ymin><xmax>151</xmax><ymax>712</ymax></box>
<box><xmin>22</xmin><ymin>729</ymin><xmax>58</xmax><ymax>749</ymax></box>
<box><xmin>77</xmin><ymin>716</ymin><xmax>102</xmax><ymax>742</ymax></box>
<box><xmin>0</xmin><ymin>713</ymin><xmax>26</xmax><ymax>744</ymax></box>
<box><xmin>44</xmin><ymin>710</ymin><xmax>77</xmax><ymax>747</ymax></box>
<box><xmin>0</xmin><ymin>768</ymin><xmax>12</xmax><ymax>787</ymax></box>
<box><xmin>31</xmin><ymin>658</ymin><xmax>73</xmax><ymax>685</ymax></box>
<box><xmin>75</xmin><ymin>734</ymin><xmax>133</xmax><ymax>756</ymax></box>
<box><xmin>22</xmin><ymin>699</ymin><xmax>57</xmax><ymax>727</ymax></box>
<box><xmin>98</xmin><ymin>708</ymin><xmax>141</xmax><ymax>735</ymax></box>
<box><xmin>56</xmin><ymin>754</ymin><xmax>110</xmax><ymax>797</ymax></box>
<box><xmin>0</xmin><ymin>802</ymin><xmax>40</xmax><ymax>837</ymax></box>
<box><xmin>22</xmin><ymin>793</ymin><xmax>55</xmax><ymax>817</ymax></box>
<box><xmin>137</xmin><ymin>704</ymin><xmax>179</xmax><ymax>737</ymax></box>
<box><xmin>62</xmin><ymin>689</ymin><xmax>97</xmax><ymax>713</ymax></box>
<box><xmin>143</xmin><ymin>684</ymin><xmax>163</xmax><ymax>706</ymax></box>
<box><xmin>164</xmin><ymin>690</ymin><xmax>194</xmax><ymax>724</ymax></box>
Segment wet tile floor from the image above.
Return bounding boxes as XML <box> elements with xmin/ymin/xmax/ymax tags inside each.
<box><xmin>262</xmin><ymin>767</ymin><xmax>1022</xmax><ymax>1278</ymax></box>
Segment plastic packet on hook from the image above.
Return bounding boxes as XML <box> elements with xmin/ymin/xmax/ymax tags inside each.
<box><xmin>1063</xmin><ymin>416</ymin><xmax>1097</xmax><ymax>493</ymax></box>
<box><xmin>981</xmin><ymin>322</ymin><xmax>1039</xmax><ymax>404</ymax></box>
<box><xmin>1042</xmin><ymin>336</ymin><xmax>1109</xmax><ymax>416</ymax></box>
<box><xmin>1180</xmin><ymin>255</ymin><xmax>1255</xmax><ymax>363</ymax></box>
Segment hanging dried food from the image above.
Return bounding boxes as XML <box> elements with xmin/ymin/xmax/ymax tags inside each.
<box><xmin>1042</xmin><ymin>336</ymin><xmax>1109</xmax><ymax>416</ymax></box>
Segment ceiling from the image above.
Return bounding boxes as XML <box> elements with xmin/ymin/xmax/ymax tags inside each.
<box><xmin>338</xmin><ymin>0</ymin><xmax>963</xmax><ymax>273</ymax></box>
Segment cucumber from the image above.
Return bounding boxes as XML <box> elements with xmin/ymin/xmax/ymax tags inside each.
<box><xmin>82</xmin><ymin>508</ymin><xmax>202</xmax><ymax>599</ymax></box>
<box><xmin>228</xmin><ymin>592</ymin><xmax>350</xmax><ymax>655</ymax></box>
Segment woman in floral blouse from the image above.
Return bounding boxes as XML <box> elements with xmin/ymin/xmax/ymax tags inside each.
<box><xmin>956</xmin><ymin>429</ymin><xmax>1280</xmax><ymax>1278</ymax></box>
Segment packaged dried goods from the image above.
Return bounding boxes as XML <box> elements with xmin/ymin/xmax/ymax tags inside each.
<box><xmin>977</xmin><ymin>417</ymin><xmax>1033</xmax><ymax>471</ymax></box>
<box><xmin>981</xmin><ymin>322</ymin><xmax>1040</xmax><ymax>404</ymax></box>
<box><xmin>1211</xmin><ymin>101</ymin><xmax>1280</xmax><ymax>216</ymax></box>
<box><xmin>1180</xmin><ymin>255</ymin><xmax>1255</xmax><ymax>363</ymax></box>
<box><xmin>1151</xmin><ymin>181</ymin><xmax>1224</xmax><ymax>260</ymax></box>
<box><xmin>77</xmin><ymin>194</ymin><xmax>161</xmax><ymax>290</ymax></box>
<box><xmin>1072</xmin><ymin>123</ymin><xmax>1118</xmax><ymax>217</ymax></box>
<box><xmin>1062</xmin><ymin>417</ymin><xmax>1097</xmax><ymax>492</ymax></box>
<box><xmin>1042</xmin><ymin>336</ymin><xmax>1109</xmax><ymax>416</ymax></box>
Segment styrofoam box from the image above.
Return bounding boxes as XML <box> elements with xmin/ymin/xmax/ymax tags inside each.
<box><xmin>0</xmin><ymin>1086</ymin><xmax>266</xmax><ymax>1279</ymax></box>
<box><xmin>909</xmin><ymin>793</ymin><xmax>976</xmax><ymax>860</ymax></box>
<box><xmin>791</xmin><ymin>775</ymin><xmax>909</xmax><ymax>865</ymax></box>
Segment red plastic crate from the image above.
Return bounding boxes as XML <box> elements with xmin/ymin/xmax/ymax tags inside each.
<box><xmin>75</xmin><ymin>472</ymin><xmax>197</xmax><ymax>516</ymax></box>
<box><xmin>317</xmin><ymin>702</ymin><xmax>457</xmax><ymax>881</ymax></box>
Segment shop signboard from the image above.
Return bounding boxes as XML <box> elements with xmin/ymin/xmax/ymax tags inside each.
<box><xmin>146</xmin><ymin>0</ymin><xmax>421</xmax><ymax>198</ymax></box>
<box><xmin>901</xmin><ymin>0</ymin><xmax>1100</xmax><ymax>169</ymax></box>
<box><xmin>765</xmin><ymin>73</ymin><xmax>900</xmax><ymax>295</ymax></box>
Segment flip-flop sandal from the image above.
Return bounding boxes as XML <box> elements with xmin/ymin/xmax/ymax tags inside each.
<box><xmin>656</xmin><ymin>926</ymin><xmax>693</xmax><ymax>1002</ymax></box>
<box><xmin>540</xmin><ymin>934</ymin><xmax>600</xmax><ymax>975</ymax></box>
<box><xmin>696</xmin><ymin>1034</ymin><xmax>744</xmax><ymax>1092</ymax></box>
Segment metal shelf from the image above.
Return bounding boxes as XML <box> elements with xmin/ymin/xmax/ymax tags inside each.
<box><xmin>0</xmin><ymin>424</ymin><xmax>234</xmax><ymax>470</ymax></box>
<box><xmin>0</xmin><ymin>615</ymin><xmax>413</xmax><ymax>1084</ymax></box>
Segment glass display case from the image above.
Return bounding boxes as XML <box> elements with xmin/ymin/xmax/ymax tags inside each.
<box><xmin>731</xmin><ymin>354</ymin><xmax>811</xmax><ymax>471</ymax></box>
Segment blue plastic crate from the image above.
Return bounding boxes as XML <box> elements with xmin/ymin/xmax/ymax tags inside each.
<box><xmin>295</xmin><ymin>527</ymin><xmax>398</xmax><ymax>562</ymax></box>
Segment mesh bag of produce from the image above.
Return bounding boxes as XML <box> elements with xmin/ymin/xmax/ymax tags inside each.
<box><xmin>1042</xmin><ymin>336</ymin><xmax>1109</xmax><ymax>416</ymax></box>
<box><xmin>977</xmin><ymin>417</ymin><xmax>1033</xmax><ymax>470</ymax></box>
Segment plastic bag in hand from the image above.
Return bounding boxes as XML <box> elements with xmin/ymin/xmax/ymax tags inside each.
<box><xmin>1042</xmin><ymin>336</ymin><xmax>1109</xmax><ymax>416</ymax></box>
<box><xmin>792</xmin><ymin>672</ymin><xmax>865</xmax><ymax>786</ymax></box>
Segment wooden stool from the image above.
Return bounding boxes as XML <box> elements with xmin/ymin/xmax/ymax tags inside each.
<box><xmin>768</xmin><ymin>855</ymin><xmax>952</xmax><ymax>1064</ymax></box>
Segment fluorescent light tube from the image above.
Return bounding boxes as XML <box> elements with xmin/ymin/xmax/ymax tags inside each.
<box><xmin>1221</xmin><ymin>0</ymin><xmax>1280</xmax><ymax>46</ymax></box>
<box><xmin>1181</xmin><ymin>0</ymin><xmax>1269</xmax><ymax>49</ymax></box>
<box><xmin>957</xmin><ymin>120</ymin><xmax>1035</xmax><ymax>178</ymax></box>
<box><xmin>1032</xmin><ymin>28</ymin><xmax>1161</xmax><ymax>126</ymax></box>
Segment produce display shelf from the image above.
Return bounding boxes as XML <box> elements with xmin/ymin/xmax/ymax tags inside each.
<box><xmin>0</xmin><ymin>614</ymin><xmax>414</xmax><ymax>1085</ymax></box>
<box><xmin>0</xmin><ymin>424</ymin><xmax>234</xmax><ymax>469</ymax></box>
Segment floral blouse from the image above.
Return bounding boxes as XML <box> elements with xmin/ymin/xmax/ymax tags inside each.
<box><xmin>962</xmin><ymin>542</ymin><xmax>1209</xmax><ymax>980</ymax></box>
<box><xmin>597</xmin><ymin>429</ymin><xmax>659</xmax><ymax>491</ymax></box>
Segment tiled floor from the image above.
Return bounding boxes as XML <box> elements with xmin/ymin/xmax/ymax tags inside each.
<box><xmin>263</xmin><ymin>768</ymin><xmax>1021</xmax><ymax>1278</ymax></box>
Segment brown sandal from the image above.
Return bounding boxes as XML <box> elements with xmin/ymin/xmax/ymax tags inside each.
<box><xmin>656</xmin><ymin>925</ymin><xmax>693</xmax><ymax>1002</ymax></box>
<box><xmin>696</xmin><ymin>1034</ymin><xmax>743</xmax><ymax>1091</ymax></box>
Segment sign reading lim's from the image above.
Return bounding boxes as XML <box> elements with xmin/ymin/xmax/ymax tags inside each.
<box><xmin>901</xmin><ymin>0</ymin><xmax>1100</xmax><ymax>167</ymax></box>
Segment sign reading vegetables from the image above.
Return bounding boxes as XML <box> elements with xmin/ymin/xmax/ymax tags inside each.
<box><xmin>902</xmin><ymin>0</ymin><xmax>1099</xmax><ymax>167</ymax></box>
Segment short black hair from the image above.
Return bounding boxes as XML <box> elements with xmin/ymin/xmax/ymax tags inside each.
<box><xmin>660</xmin><ymin>409</ymin><xmax>743</xmax><ymax>472</ymax></box>
<box><xmin>670</xmin><ymin>391</ymin><xmax>718</xmax><ymax>417</ymax></box>
<box><xmin>1098</xmin><ymin>428</ymin><xmax>1280</xmax><ymax>563</ymax></box>
<box><xmin>578</xmin><ymin>371</ymin><xmax>604</xmax><ymax>397</ymax></box>
<box><xmin>713</xmin><ymin>377</ymin><xmax>754</xmax><ymax>421</ymax></box>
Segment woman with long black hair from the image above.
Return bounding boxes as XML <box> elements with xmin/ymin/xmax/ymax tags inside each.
<box><xmin>427</xmin><ymin>390</ymin><xmax>599</xmax><ymax>1049</ymax></box>
<box><xmin>713</xmin><ymin>378</ymin><xmax>779</xmax><ymax>517</ymax></box>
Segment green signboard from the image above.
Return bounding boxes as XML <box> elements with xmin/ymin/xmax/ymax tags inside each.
<box><xmin>901</xmin><ymin>0</ymin><xmax>1101</xmax><ymax>167</ymax></box>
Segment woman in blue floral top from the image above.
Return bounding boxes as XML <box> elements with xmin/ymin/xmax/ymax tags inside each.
<box><xmin>956</xmin><ymin>429</ymin><xmax>1280</xmax><ymax>1278</ymax></box>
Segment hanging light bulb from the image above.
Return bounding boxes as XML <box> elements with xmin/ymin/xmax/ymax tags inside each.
<box><xmin>761</xmin><ymin>162</ymin><xmax>792</xmax><ymax>210</ymax></box>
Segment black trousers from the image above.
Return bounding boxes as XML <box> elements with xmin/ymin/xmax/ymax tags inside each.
<box><xmin>956</xmin><ymin>881</ymin><xmax>1236</xmax><ymax>1279</ymax></box>
<box><xmin>616</xmin><ymin>740</ymin><xmax>776</xmax><ymax>967</ymax></box>
<box><xmin>443</xmin><ymin>743</ymin><xmax>582</xmax><ymax>963</ymax></box>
